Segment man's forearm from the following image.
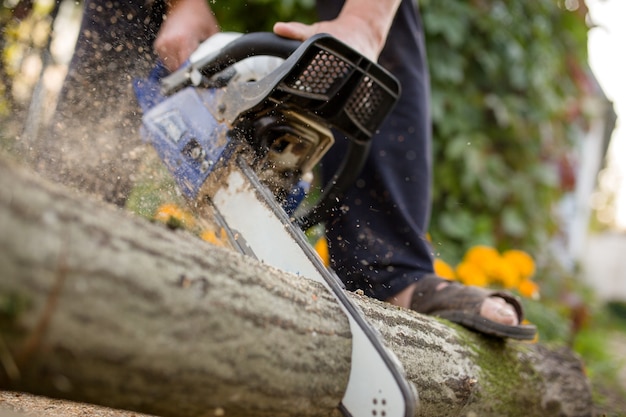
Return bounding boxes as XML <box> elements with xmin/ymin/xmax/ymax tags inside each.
<box><xmin>339</xmin><ymin>0</ymin><xmax>402</xmax><ymax>52</ymax></box>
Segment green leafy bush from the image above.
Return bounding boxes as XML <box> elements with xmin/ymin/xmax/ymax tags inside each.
<box><xmin>211</xmin><ymin>0</ymin><xmax>316</xmax><ymax>32</ymax></box>
<box><xmin>422</xmin><ymin>0</ymin><xmax>589</xmax><ymax>263</ymax></box>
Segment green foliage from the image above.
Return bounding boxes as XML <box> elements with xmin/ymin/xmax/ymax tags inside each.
<box><xmin>211</xmin><ymin>0</ymin><xmax>316</xmax><ymax>33</ymax></box>
<box><xmin>125</xmin><ymin>152</ymin><xmax>183</xmax><ymax>220</ymax></box>
<box><xmin>421</xmin><ymin>0</ymin><xmax>590</xmax><ymax>263</ymax></box>
<box><xmin>524</xmin><ymin>299</ymin><xmax>571</xmax><ymax>342</ymax></box>
<box><xmin>0</xmin><ymin>291</ymin><xmax>30</xmax><ymax>323</ymax></box>
<box><xmin>572</xmin><ymin>304</ymin><xmax>626</xmax><ymax>409</ymax></box>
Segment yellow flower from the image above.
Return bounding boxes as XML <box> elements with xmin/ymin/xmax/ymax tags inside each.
<box><xmin>154</xmin><ymin>203</ymin><xmax>195</xmax><ymax>229</ymax></box>
<box><xmin>522</xmin><ymin>319</ymin><xmax>539</xmax><ymax>343</ymax></box>
<box><xmin>455</xmin><ymin>261</ymin><xmax>489</xmax><ymax>287</ymax></box>
<box><xmin>463</xmin><ymin>245</ymin><xmax>501</xmax><ymax>276</ymax></box>
<box><xmin>502</xmin><ymin>249</ymin><xmax>536</xmax><ymax>280</ymax></box>
<box><xmin>464</xmin><ymin>245</ymin><xmax>500</xmax><ymax>264</ymax></box>
<box><xmin>518</xmin><ymin>279</ymin><xmax>540</xmax><ymax>300</ymax></box>
<box><xmin>200</xmin><ymin>228</ymin><xmax>229</xmax><ymax>247</ymax></box>
<box><xmin>489</xmin><ymin>256</ymin><xmax>521</xmax><ymax>289</ymax></box>
<box><xmin>434</xmin><ymin>258</ymin><xmax>456</xmax><ymax>280</ymax></box>
<box><xmin>314</xmin><ymin>237</ymin><xmax>330</xmax><ymax>267</ymax></box>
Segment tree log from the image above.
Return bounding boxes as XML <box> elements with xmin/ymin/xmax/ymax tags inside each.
<box><xmin>0</xmin><ymin>155</ymin><xmax>593</xmax><ymax>417</ymax></box>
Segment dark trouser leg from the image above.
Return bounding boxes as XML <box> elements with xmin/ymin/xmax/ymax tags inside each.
<box><xmin>317</xmin><ymin>0</ymin><xmax>434</xmax><ymax>300</ymax></box>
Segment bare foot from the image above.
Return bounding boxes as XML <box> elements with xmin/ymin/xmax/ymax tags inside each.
<box><xmin>479</xmin><ymin>294</ymin><xmax>519</xmax><ymax>326</ymax></box>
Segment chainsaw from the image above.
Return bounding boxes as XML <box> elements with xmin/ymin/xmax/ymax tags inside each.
<box><xmin>134</xmin><ymin>32</ymin><xmax>417</xmax><ymax>417</ymax></box>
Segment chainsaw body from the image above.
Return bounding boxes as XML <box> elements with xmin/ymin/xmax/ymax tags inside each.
<box><xmin>135</xmin><ymin>32</ymin><xmax>417</xmax><ymax>417</ymax></box>
<box><xmin>139</xmin><ymin>84</ymin><xmax>333</xmax><ymax>215</ymax></box>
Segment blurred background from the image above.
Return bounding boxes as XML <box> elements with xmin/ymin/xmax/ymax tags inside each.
<box><xmin>1</xmin><ymin>0</ymin><xmax>625</xmax><ymax>414</ymax></box>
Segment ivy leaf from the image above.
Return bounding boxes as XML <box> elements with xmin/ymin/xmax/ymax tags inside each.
<box><xmin>501</xmin><ymin>207</ymin><xmax>527</xmax><ymax>238</ymax></box>
<box><xmin>438</xmin><ymin>209</ymin><xmax>475</xmax><ymax>240</ymax></box>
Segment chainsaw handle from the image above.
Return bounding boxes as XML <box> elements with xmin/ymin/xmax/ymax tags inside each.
<box><xmin>196</xmin><ymin>32</ymin><xmax>300</xmax><ymax>74</ymax></box>
<box><xmin>162</xmin><ymin>33</ymin><xmax>301</xmax><ymax>94</ymax></box>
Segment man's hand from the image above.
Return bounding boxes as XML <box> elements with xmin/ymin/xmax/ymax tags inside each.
<box><xmin>154</xmin><ymin>0</ymin><xmax>219</xmax><ymax>71</ymax></box>
<box><xmin>273</xmin><ymin>0</ymin><xmax>402</xmax><ymax>62</ymax></box>
<box><xmin>273</xmin><ymin>18</ymin><xmax>380</xmax><ymax>62</ymax></box>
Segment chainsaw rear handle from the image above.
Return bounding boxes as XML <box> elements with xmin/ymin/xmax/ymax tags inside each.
<box><xmin>164</xmin><ymin>32</ymin><xmax>401</xmax><ymax>229</ymax></box>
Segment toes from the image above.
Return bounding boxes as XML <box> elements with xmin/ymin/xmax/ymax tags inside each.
<box><xmin>480</xmin><ymin>296</ymin><xmax>519</xmax><ymax>326</ymax></box>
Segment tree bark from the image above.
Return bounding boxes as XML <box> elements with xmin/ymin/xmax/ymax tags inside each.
<box><xmin>0</xmin><ymin>155</ymin><xmax>593</xmax><ymax>417</ymax></box>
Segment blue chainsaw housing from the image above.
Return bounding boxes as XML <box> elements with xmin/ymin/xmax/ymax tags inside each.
<box><xmin>138</xmin><ymin>83</ymin><xmax>232</xmax><ymax>200</ymax></box>
<box><xmin>135</xmin><ymin>76</ymin><xmax>309</xmax><ymax>211</ymax></box>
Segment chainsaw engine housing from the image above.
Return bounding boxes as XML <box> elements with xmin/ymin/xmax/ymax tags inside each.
<box><xmin>141</xmin><ymin>85</ymin><xmax>333</xmax><ymax>211</ymax></box>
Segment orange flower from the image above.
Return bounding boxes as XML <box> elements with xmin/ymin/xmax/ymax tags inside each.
<box><xmin>502</xmin><ymin>249</ymin><xmax>536</xmax><ymax>280</ymax></box>
<box><xmin>463</xmin><ymin>245</ymin><xmax>501</xmax><ymax>278</ymax></box>
<box><xmin>463</xmin><ymin>245</ymin><xmax>501</xmax><ymax>266</ymax></box>
<box><xmin>518</xmin><ymin>279</ymin><xmax>540</xmax><ymax>300</ymax></box>
<box><xmin>455</xmin><ymin>261</ymin><xmax>489</xmax><ymax>287</ymax></box>
<box><xmin>154</xmin><ymin>203</ymin><xmax>195</xmax><ymax>229</ymax></box>
<box><xmin>200</xmin><ymin>228</ymin><xmax>229</xmax><ymax>247</ymax></box>
<box><xmin>522</xmin><ymin>319</ymin><xmax>539</xmax><ymax>343</ymax></box>
<box><xmin>489</xmin><ymin>257</ymin><xmax>521</xmax><ymax>289</ymax></box>
<box><xmin>434</xmin><ymin>258</ymin><xmax>456</xmax><ymax>280</ymax></box>
<box><xmin>314</xmin><ymin>237</ymin><xmax>329</xmax><ymax>267</ymax></box>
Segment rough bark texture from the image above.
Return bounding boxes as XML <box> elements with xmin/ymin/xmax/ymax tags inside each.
<box><xmin>0</xmin><ymin>155</ymin><xmax>593</xmax><ymax>417</ymax></box>
<box><xmin>0</xmin><ymin>391</ymin><xmax>155</xmax><ymax>417</ymax></box>
<box><xmin>0</xmin><ymin>406</ymin><xmax>31</xmax><ymax>417</ymax></box>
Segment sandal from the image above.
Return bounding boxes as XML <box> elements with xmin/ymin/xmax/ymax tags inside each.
<box><xmin>410</xmin><ymin>275</ymin><xmax>537</xmax><ymax>340</ymax></box>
